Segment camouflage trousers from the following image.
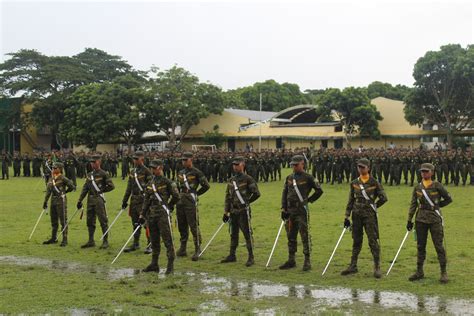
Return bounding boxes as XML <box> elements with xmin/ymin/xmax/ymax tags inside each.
<box><xmin>129</xmin><ymin>195</ymin><xmax>145</xmax><ymax>242</ymax></box>
<box><xmin>148</xmin><ymin>213</ymin><xmax>175</xmax><ymax>259</ymax></box>
<box><xmin>50</xmin><ymin>196</ymin><xmax>68</xmax><ymax>240</ymax></box>
<box><xmin>415</xmin><ymin>221</ymin><xmax>447</xmax><ymax>269</ymax></box>
<box><xmin>228</xmin><ymin>210</ymin><xmax>253</xmax><ymax>256</ymax></box>
<box><xmin>86</xmin><ymin>197</ymin><xmax>108</xmax><ymax>239</ymax></box>
<box><xmin>285</xmin><ymin>208</ymin><xmax>311</xmax><ymax>257</ymax></box>
<box><xmin>176</xmin><ymin>197</ymin><xmax>201</xmax><ymax>246</ymax></box>
<box><xmin>350</xmin><ymin>212</ymin><xmax>380</xmax><ymax>264</ymax></box>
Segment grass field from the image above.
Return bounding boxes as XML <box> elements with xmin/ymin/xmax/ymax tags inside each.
<box><xmin>1</xmin><ymin>168</ymin><xmax>473</xmax><ymax>314</ymax></box>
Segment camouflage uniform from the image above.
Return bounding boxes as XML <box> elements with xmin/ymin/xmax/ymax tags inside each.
<box><xmin>280</xmin><ymin>155</ymin><xmax>323</xmax><ymax>271</ymax></box>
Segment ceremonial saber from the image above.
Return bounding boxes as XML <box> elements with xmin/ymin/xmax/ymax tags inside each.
<box><xmin>100</xmin><ymin>208</ymin><xmax>126</xmax><ymax>240</ymax></box>
<box><xmin>322</xmin><ymin>227</ymin><xmax>347</xmax><ymax>276</ymax></box>
<box><xmin>199</xmin><ymin>222</ymin><xmax>226</xmax><ymax>257</ymax></box>
<box><xmin>28</xmin><ymin>208</ymin><xmax>47</xmax><ymax>241</ymax></box>
<box><xmin>266</xmin><ymin>220</ymin><xmax>285</xmax><ymax>268</ymax></box>
<box><xmin>386</xmin><ymin>230</ymin><xmax>410</xmax><ymax>276</ymax></box>
<box><xmin>112</xmin><ymin>224</ymin><xmax>142</xmax><ymax>264</ymax></box>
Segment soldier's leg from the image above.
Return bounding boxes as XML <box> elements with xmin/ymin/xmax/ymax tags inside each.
<box><xmin>82</xmin><ymin>202</ymin><xmax>97</xmax><ymax>247</ymax></box>
<box><xmin>239</xmin><ymin>211</ymin><xmax>254</xmax><ymax>266</ymax></box>
<box><xmin>144</xmin><ymin>217</ymin><xmax>160</xmax><ymax>272</ymax></box>
<box><xmin>221</xmin><ymin>212</ymin><xmax>239</xmax><ymax>262</ymax></box>
<box><xmin>58</xmin><ymin>199</ymin><xmax>68</xmax><ymax>245</ymax></box>
<box><xmin>176</xmin><ymin>204</ymin><xmax>189</xmax><ymax>256</ymax></box>
<box><xmin>277</xmin><ymin>167</ymin><xmax>281</xmax><ymax>181</ymax></box>
<box><xmin>185</xmin><ymin>206</ymin><xmax>202</xmax><ymax>260</ymax></box>
<box><xmin>44</xmin><ymin>204</ymin><xmax>59</xmax><ymax>244</ymax></box>
<box><xmin>342</xmin><ymin>214</ymin><xmax>362</xmax><ymax>274</ymax></box>
<box><xmin>411</xmin><ymin>221</ymin><xmax>429</xmax><ymax>279</ymax></box>
<box><xmin>430</xmin><ymin>222</ymin><xmax>448</xmax><ymax>282</ymax></box>
<box><xmin>364</xmin><ymin>214</ymin><xmax>381</xmax><ymax>277</ymax></box>
<box><xmin>96</xmin><ymin>201</ymin><xmax>109</xmax><ymax>249</ymax></box>
<box><xmin>125</xmin><ymin>198</ymin><xmax>142</xmax><ymax>252</ymax></box>
<box><xmin>298</xmin><ymin>213</ymin><xmax>312</xmax><ymax>271</ymax></box>
<box><xmin>280</xmin><ymin>214</ymin><xmax>299</xmax><ymax>269</ymax></box>
<box><xmin>159</xmin><ymin>214</ymin><xmax>175</xmax><ymax>274</ymax></box>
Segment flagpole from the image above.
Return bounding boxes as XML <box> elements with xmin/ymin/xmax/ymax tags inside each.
<box><xmin>259</xmin><ymin>93</ymin><xmax>262</xmax><ymax>153</ymax></box>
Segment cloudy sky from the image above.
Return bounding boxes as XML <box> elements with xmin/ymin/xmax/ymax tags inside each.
<box><xmin>1</xmin><ymin>0</ymin><xmax>472</xmax><ymax>91</ymax></box>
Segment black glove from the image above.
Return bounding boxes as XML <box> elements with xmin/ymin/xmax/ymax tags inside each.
<box><xmin>138</xmin><ymin>216</ymin><xmax>146</xmax><ymax>225</ymax></box>
<box><xmin>406</xmin><ymin>221</ymin><xmax>414</xmax><ymax>231</ymax></box>
<box><xmin>222</xmin><ymin>213</ymin><xmax>230</xmax><ymax>223</ymax></box>
<box><xmin>77</xmin><ymin>201</ymin><xmax>83</xmax><ymax>209</ymax></box>
<box><xmin>281</xmin><ymin>211</ymin><xmax>290</xmax><ymax>221</ymax></box>
<box><xmin>344</xmin><ymin>218</ymin><xmax>351</xmax><ymax>229</ymax></box>
<box><xmin>43</xmin><ymin>202</ymin><xmax>48</xmax><ymax>209</ymax></box>
<box><xmin>122</xmin><ymin>202</ymin><xmax>128</xmax><ymax>209</ymax></box>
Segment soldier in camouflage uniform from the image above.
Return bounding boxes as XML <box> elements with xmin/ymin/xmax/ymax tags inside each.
<box><xmin>279</xmin><ymin>155</ymin><xmax>323</xmax><ymax>271</ymax></box>
<box><xmin>341</xmin><ymin>158</ymin><xmax>387</xmax><ymax>278</ymax></box>
<box><xmin>140</xmin><ymin>159</ymin><xmax>180</xmax><ymax>274</ymax></box>
<box><xmin>121</xmin><ymin>151</ymin><xmax>153</xmax><ymax>253</ymax></box>
<box><xmin>406</xmin><ymin>163</ymin><xmax>452</xmax><ymax>283</ymax></box>
<box><xmin>64</xmin><ymin>152</ymin><xmax>78</xmax><ymax>186</ymax></box>
<box><xmin>77</xmin><ymin>154</ymin><xmax>115</xmax><ymax>249</ymax></box>
<box><xmin>176</xmin><ymin>152</ymin><xmax>210</xmax><ymax>261</ymax></box>
<box><xmin>13</xmin><ymin>153</ymin><xmax>21</xmax><ymax>177</ymax></box>
<box><xmin>42</xmin><ymin>162</ymin><xmax>76</xmax><ymax>246</ymax></box>
<box><xmin>221</xmin><ymin>156</ymin><xmax>261</xmax><ymax>267</ymax></box>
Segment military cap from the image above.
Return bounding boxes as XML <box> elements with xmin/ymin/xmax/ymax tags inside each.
<box><xmin>52</xmin><ymin>162</ymin><xmax>64</xmax><ymax>169</ymax></box>
<box><xmin>149</xmin><ymin>159</ymin><xmax>163</xmax><ymax>168</ymax></box>
<box><xmin>182</xmin><ymin>152</ymin><xmax>193</xmax><ymax>159</ymax></box>
<box><xmin>419</xmin><ymin>163</ymin><xmax>434</xmax><ymax>171</ymax></box>
<box><xmin>357</xmin><ymin>158</ymin><xmax>370</xmax><ymax>168</ymax></box>
<box><xmin>132</xmin><ymin>151</ymin><xmax>145</xmax><ymax>159</ymax></box>
<box><xmin>290</xmin><ymin>155</ymin><xmax>305</xmax><ymax>165</ymax></box>
<box><xmin>232</xmin><ymin>156</ymin><xmax>245</xmax><ymax>164</ymax></box>
<box><xmin>89</xmin><ymin>154</ymin><xmax>102</xmax><ymax>162</ymax></box>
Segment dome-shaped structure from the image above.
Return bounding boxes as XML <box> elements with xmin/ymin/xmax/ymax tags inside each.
<box><xmin>270</xmin><ymin>104</ymin><xmax>337</xmax><ymax>127</ymax></box>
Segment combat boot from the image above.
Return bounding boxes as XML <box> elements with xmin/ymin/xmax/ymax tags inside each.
<box><xmin>81</xmin><ymin>228</ymin><xmax>96</xmax><ymax>248</ymax></box>
<box><xmin>245</xmin><ymin>249</ymin><xmax>254</xmax><ymax>267</ymax></box>
<box><xmin>60</xmin><ymin>237</ymin><xmax>68</xmax><ymax>247</ymax></box>
<box><xmin>373</xmin><ymin>262</ymin><xmax>382</xmax><ymax>279</ymax></box>
<box><xmin>279</xmin><ymin>254</ymin><xmax>296</xmax><ymax>270</ymax></box>
<box><xmin>341</xmin><ymin>264</ymin><xmax>358</xmax><ymax>275</ymax></box>
<box><xmin>143</xmin><ymin>254</ymin><xmax>160</xmax><ymax>273</ymax></box>
<box><xmin>124</xmin><ymin>237</ymin><xmax>140</xmax><ymax>253</ymax></box>
<box><xmin>165</xmin><ymin>259</ymin><xmax>174</xmax><ymax>275</ymax></box>
<box><xmin>43</xmin><ymin>237</ymin><xmax>58</xmax><ymax>245</ymax></box>
<box><xmin>176</xmin><ymin>241</ymin><xmax>187</xmax><ymax>257</ymax></box>
<box><xmin>440</xmin><ymin>264</ymin><xmax>448</xmax><ymax>284</ymax></box>
<box><xmin>100</xmin><ymin>238</ymin><xmax>109</xmax><ymax>249</ymax></box>
<box><xmin>302</xmin><ymin>255</ymin><xmax>311</xmax><ymax>271</ymax></box>
<box><xmin>408</xmin><ymin>265</ymin><xmax>424</xmax><ymax>281</ymax></box>
<box><xmin>191</xmin><ymin>243</ymin><xmax>201</xmax><ymax>261</ymax></box>
<box><xmin>220</xmin><ymin>254</ymin><xmax>237</xmax><ymax>263</ymax></box>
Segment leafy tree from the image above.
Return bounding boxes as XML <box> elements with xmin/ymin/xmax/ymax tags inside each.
<box><xmin>202</xmin><ymin>125</ymin><xmax>226</xmax><ymax>148</ymax></box>
<box><xmin>404</xmin><ymin>44</ymin><xmax>473</xmax><ymax>148</ymax></box>
<box><xmin>367</xmin><ymin>81</ymin><xmax>411</xmax><ymax>100</ymax></box>
<box><xmin>222</xmin><ymin>90</ymin><xmax>246</xmax><ymax>109</ymax></box>
<box><xmin>143</xmin><ymin>66</ymin><xmax>224</xmax><ymax>150</ymax></box>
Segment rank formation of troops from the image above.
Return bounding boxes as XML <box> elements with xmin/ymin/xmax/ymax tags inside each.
<box><xmin>25</xmin><ymin>147</ymin><xmax>458</xmax><ymax>284</ymax></box>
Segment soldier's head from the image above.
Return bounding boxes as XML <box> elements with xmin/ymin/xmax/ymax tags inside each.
<box><xmin>181</xmin><ymin>152</ymin><xmax>193</xmax><ymax>168</ymax></box>
<box><xmin>132</xmin><ymin>151</ymin><xmax>145</xmax><ymax>167</ymax></box>
<box><xmin>52</xmin><ymin>162</ymin><xmax>64</xmax><ymax>175</ymax></box>
<box><xmin>89</xmin><ymin>154</ymin><xmax>102</xmax><ymax>170</ymax></box>
<box><xmin>149</xmin><ymin>159</ymin><xmax>163</xmax><ymax>176</ymax></box>
<box><xmin>419</xmin><ymin>163</ymin><xmax>434</xmax><ymax>180</ymax></box>
<box><xmin>356</xmin><ymin>158</ymin><xmax>370</xmax><ymax>176</ymax></box>
<box><xmin>232</xmin><ymin>156</ymin><xmax>245</xmax><ymax>173</ymax></box>
<box><xmin>290</xmin><ymin>155</ymin><xmax>305</xmax><ymax>173</ymax></box>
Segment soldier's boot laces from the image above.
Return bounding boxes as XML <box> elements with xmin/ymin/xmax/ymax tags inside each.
<box><xmin>279</xmin><ymin>254</ymin><xmax>296</xmax><ymax>270</ymax></box>
<box><xmin>191</xmin><ymin>244</ymin><xmax>200</xmax><ymax>261</ymax></box>
<box><xmin>220</xmin><ymin>254</ymin><xmax>237</xmax><ymax>263</ymax></box>
<box><xmin>176</xmin><ymin>242</ymin><xmax>187</xmax><ymax>257</ymax></box>
<box><xmin>143</xmin><ymin>255</ymin><xmax>160</xmax><ymax>273</ymax></box>
<box><xmin>165</xmin><ymin>259</ymin><xmax>174</xmax><ymax>275</ymax></box>
<box><xmin>373</xmin><ymin>262</ymin><xmax>382</xmax><ymax>279</ymax></box>
<box><xmin>341</xmin><ymin>264</ymin><xmax>358</xmax><ymax>276</ymax></box>
<box><xmin>408</xmin><ymin>265</ymin><xmax>425</xmax><ymax>281</ymax></box>
<box><xmin>302</xmin><ymin>256</ymin><xmax>311</xmax><ymax>271</ymax></box>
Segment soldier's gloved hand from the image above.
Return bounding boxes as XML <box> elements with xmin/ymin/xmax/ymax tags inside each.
<box><xmin>344</xmin><ymin>218</ymin><xmax>351</xmax><ymax>229</ymax></box>
<box><xmin>281</xmin><ymin>211</ymin><xmax>290</xmax><ymax>221</ymax></box>
<box><xmin>77</xmin><ymin>201</ymin><xmax>83</xmax><ymax>209</ymax></box>
<box><xmin>121</xmin><ymin>202</ymin><xmax>128</xmax><ymax>210</ymax></box>
<box><xmin>406</xmin><ymin>221</ymin><xmax>414</xmax><ymax>231</ymax></box>
<box><xmin>222</xmin><ymin>213</ymin><xmax>230</xmax><ymax>223</ymax></box>
<box><xmin>138</xmin><ymin>216</ymin><xmax>146</xmax><ymax>225</ymax></box>
<box><xmin>43</xmin><ymin>202</ymin><xmax>48</xmax><ymax>209</ymax></box>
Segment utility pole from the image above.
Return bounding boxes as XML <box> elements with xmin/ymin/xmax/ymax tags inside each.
<box><xmin>259</xmin><ymin>93</ymin><xmax>262</xmax><ymax>152</ymax></box>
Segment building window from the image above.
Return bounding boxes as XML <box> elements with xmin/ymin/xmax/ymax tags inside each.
<box><xmin>422</xmin><ymin>136</ymin><xmax>433</xmax><ymax>142</ymax></box>
<box><xmin>334</xmin><ymin>125</ymin><xmax>342</xmax><ymax>132</ymax></box>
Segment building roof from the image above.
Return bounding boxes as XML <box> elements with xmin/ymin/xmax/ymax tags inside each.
<box><xmin>224</xmin><ymin>108</ymin><xmax>276</xmax><ymax>122</ymax></box>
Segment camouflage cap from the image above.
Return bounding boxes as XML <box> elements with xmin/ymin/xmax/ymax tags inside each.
<box><xmin>89</xmin><ymin>154</ymin><xmax>102</xmax><ymax>162</ymax></box>
<box><xmin>132</xmin><ymin>151</ymin><xmax>145</xmax><ymax>159</ymax></box>
<box><xmin>232</xmin><ymin>156</ymin><xmax>245</xmax><ymax>164</ymax></box>
<box><xmin>149</xmin><ymin>159</ymin><xmax>163</xmax><ymax>168</ymax></box>
<box><xmin>290</xmin><ymin>155</ymin><xmax>305</xmax><ymax>165</ymax></box>
<box><xmin>419</xmin><ymin>163</ymin><xmax>434</xmax><ymax>171</ymax></box>
<box><xmin>357</xmin><ymin>158</ymin><xmax>370</xmax><ymax>168</ymax></box>
<box><xmin>52</xmin><ymin>162</ymin><xmax>64</xmax><ymax>169</ymax></box>
<box><xmin>182</xmin><ymin>152</ymin><xmax>193</xmax><ymax>160</ymax></box>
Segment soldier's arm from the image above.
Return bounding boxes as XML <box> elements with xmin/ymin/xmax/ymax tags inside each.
<box><xmin>375</xmin><ymin>181</ymin><xmax>388</xmax><ymax>208</ymax></box>
<box><xmin>122</xmin><ymin>175</ymin><xmax>133</xmax><ymax>205</ymax></box>
<box><xmin>345</xmin><ymin>183</ymin><xmax>355</xmax><ymax>218</ymax></box>
<box><xmin>224</xmin><ymin>182</ymin><xmax>232</xmax><ymax>213</ymax></box>
<box><xmin>281</xmin><ymin>179</ymin><xmax>288</xmax><ymax>211</ymax></box>
<box><xmin>167</xmin><ymin>181</ymin><xmax>180</xmax><ymax>209</ymax></box>
<box><xmin>103</xmin><ymin>172</ymin><xmax>115</xmax><ymax>192</ymax></box>
<box><xmin>43</xmin><ymin>184</ymin><xmax>52</xmax><ymax>206</ymax></box>
<box><xmin>408</xmin><ymin>187</ymin><xmax>418</xmax><ymax>221</ymax></box>
<box><xmin>308</xmin><ymin>175</ymin><xmax>323</xmax><ymax>203</ymax></box>
<box><xmin>64</xmin><ymin>177</ymin><xmax>76</xmax><ymax>193</ymax></box>
<box><xmin>247</xmin><ymin>177</ymin><xmax>260</xmax><ymax>204</ymax></box>
<box><xmin>196</xmin><ymin>171</ymin><xmax>210</xmax><ymax>195</ymax></box>
<box><xmin>141</xmin><ymin>188</ymin><xmax>151</xmax><ymax>218</ymax></box>
<box><xmin>78</xmin><ymin>180</ymin><xmax>89</xmax><ymax>202</ymax></box>
<box><xmin>438</xmin><ymin>184</ymin><xmax>452</xmax><ymax>208</ymax></box>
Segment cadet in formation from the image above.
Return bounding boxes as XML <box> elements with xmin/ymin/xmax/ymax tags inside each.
<box><xmin>175</xmin><ymin>152</ymin><xmax>210</xmax><ymax>261</ymax></box>
<box><xmin>121</xmin><ymin>151</ymin><xmax>153</xmax><ymax>254</ymax></box>
<box><xmin>279</xmin><ymin>155</ymin><xmax>323</xmax><ymax>271</ymax></box>
<box><xmin>220</xmin><ymin>156</ymin><xmax>261</xmax><ymax>267</ymax></box>
<box><xmin>406</xmin><ymin>163</ymin><xmax>452</xmax><ymax>283</ymax></box>
<box><xmin>140</xmin><ymin>159</ymin><xmax>180</xmax><ymax>274</ymax></box>
<box><xmin>42</xmin><ymin>162</ymin><xmax>76</xmax><ymax>246</ymax></box>
<box><xmin>341</xmin><ymin>158</ymin><xmax>387</xmax><ymax>278</ymax></box>
<box><xmin>77</xmin><ymin>154</ymin><xmax>115</xmax><ymax>249</ymax></box>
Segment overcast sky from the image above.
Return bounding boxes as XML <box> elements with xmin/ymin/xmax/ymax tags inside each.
<box><xmin>1</xmin><ymin>0</ymin><xmax>472</xmax><ymax>91</ymax></box>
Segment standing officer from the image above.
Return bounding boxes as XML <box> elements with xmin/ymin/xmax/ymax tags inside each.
<box><xmin>140</xmin><ymin>159</ymin><xmax>180</xmax><ymax>274</ymax></box>
<box><xmin>121</xmin><ymin>151</ymin><xmax>153</xmax><ymax>253</ymax></box>
<box><xmin>77</xmin><ymin>154</ymin><xmax>115</xmax><ymax>249</ymax></box>
<box><xmin>176</xmin><ymin>152</ymin><xmax>210</xmax><ymax>261</ymax></box>
<box><xmin>42</xmin><ymin>162</ymin><xmax>76</xmax><ymax>246</ymax></box>
<box><xmin>279</xmin><ymin>155</ymin><xmax>323</xmax><ymax>271</ymax></box>
<box><xmin>220</xmin><ymin>156</ymin><xmax>261</xmax><ymax>267</ymax></box>
<box><xmin>406</xmin><ymin>163</ymin><xmax>452</xmax><ymax>283</ymax></box>
<box><xmin>64</xmin><ymin>152</ymin><xmax>78</xmax><ymax>186</ymax></box>
<box><xmin>341</xmin><ymin>158</ymin><xmax>387</xmax><ymax>278</ymax></box>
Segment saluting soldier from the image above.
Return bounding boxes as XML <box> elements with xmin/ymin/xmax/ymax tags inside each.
<box><xmin>140</xmin><ymin>159</ymin><xmax>180</xmax><ymax>274</ymax></box>
<box><xmin>42</xmin><ymin>162</ymin><xmax>76</xmax><ymax>246</ymax></box>
<box><xmin>341</xmin><ymin>158</ymin><xmax>387</xmax><ymax>278</ymax></box>
<box><xmin>220</xmin><ymin>156</ymin><xmax>261</xmax><ymax>267</ymax></box>
<box><xmin>279</xmin><ymin>155</ymin><xmax>323</xmax><ymax>271</ymax></box>
<box><xmin>77</xmin><ymin>154</ymin><xmax>115</xmax><ymax>249</ymax></box>
<box><xmin>121</xmin><ymin>151</ymin><xmax>153</xmax><ymax>253</ymax></box>
<box><xmin>176</xmin><ymin>152</ymin><xmax>210</xmax><ymax>261</ymax></box>
<box><xmin>406</xmin><ymin>163</ymin><xmax>452</xmax><ymax>283</ymax></box>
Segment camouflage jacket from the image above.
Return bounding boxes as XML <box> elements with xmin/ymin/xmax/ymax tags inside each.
<box><xmin>122</xmin><ymin>164</ymin><xmax>153</xmax><ymax>203</ymax></box>
<box><xmin>408</xmin><ymin>181</ymin><xmax>452</xmax><ymax>224</ymax></box>
<box><xmin>79</xmin><ymin>169</ymin><xmax>115</xmax><ymax>202</ymax></box>
<box><xmin>282</xmin><ymin>172</ymin><xmax>323</xmax><ymax>213</ymax></box>
<box><xmin>345</xmin><ymin>176</ymin><xmax>387</xmax><ymax>217</ymax></box>
<box><xmin>142</xmin><ymin>175</ymin><xmax>179</xmax><ymax>218</ymax></box>
<box><xmin>43</xmin><ymin>174</ymin><xmax>76</xmax><ymax>204</ymax></box>
<box><xmin>225</xmin><ymin>172</ymin><xmax>260</xmax><ymax>213</ymax></box>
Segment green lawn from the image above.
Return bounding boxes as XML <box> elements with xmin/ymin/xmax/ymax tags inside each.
<box><xmin>1</xmin><ymin>168</ymin><xmax>473</xmax><ymax>314</ymax></box>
